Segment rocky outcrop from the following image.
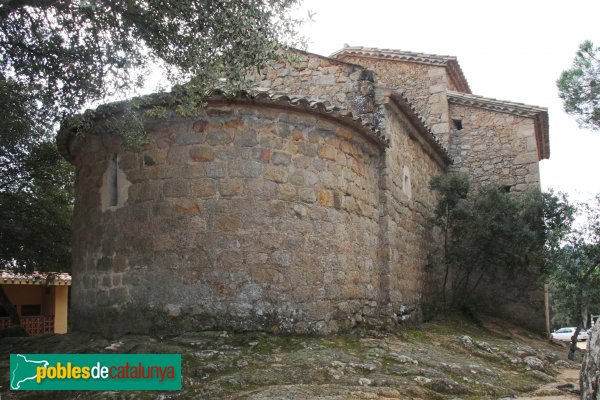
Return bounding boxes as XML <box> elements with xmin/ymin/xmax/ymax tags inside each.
<box><xmin>581</xmin><ymin>321</ymin><xmax>600</xmax><ymax>399</ymax></box>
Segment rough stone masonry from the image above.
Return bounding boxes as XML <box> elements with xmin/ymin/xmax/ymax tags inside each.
<box><xmin>57</xmin><ymin>46</ymin><xmax>550</xmax><ymax>336</ymax></box>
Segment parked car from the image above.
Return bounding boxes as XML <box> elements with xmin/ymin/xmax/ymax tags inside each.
<box><xmin>551</xmin><ymin>327</ymin><xmax>588</xmax><ymax>341</ymax></box>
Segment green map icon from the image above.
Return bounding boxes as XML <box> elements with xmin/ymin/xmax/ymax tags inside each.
<box><xmin>10</xmin><ymin>354</ymin><xmax>49</xmax><ymax>390</ymax></box>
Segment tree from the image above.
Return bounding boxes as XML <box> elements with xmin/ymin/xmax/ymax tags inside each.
<box><xmin>546</xmin><ymin>195</ymin><xmax>600</xmax><ymax>360</ymax></box>
<box><xmin>0</xmin><ymin>0</ymin><xmax>305</xmax><ymax>127</ymax></box>
<box><xmin>557</xmin><ymin>40</ymin><xmax>600</xmax><ymax>131</ymax></box>
<box><xmin>430</xmin><ymin>172</ymin><xmax>470</xmax><ymax>311</ymax></box>
<box><xmin>430</xmin><ymin>175</ymin><xmax>572</xmax><ymax>312</ymax></box>
<box><xmin>0</xmin><ymin>76</ymin><xmax>74</xmax><ymax>329</ymax></box>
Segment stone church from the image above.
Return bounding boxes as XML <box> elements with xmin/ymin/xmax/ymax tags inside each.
<box><xmin>57</xmin><ymin>46</ymin><xmax>549</xmax><ymax>336</ymax></box>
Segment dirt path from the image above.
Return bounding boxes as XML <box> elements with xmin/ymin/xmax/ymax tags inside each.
<box><xmin>516</xmin><ymin>368</ymin><xmax>579</xmax><ymax>399</ymax></box>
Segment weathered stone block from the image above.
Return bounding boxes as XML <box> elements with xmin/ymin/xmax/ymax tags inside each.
<box><xmin>180</xmin><ymin>164</ymin><xmax>204</xmax><ymax>178</ymax></box>
<box><xmin>175</xmin><ymin>199</ymin><xmax>202</xmax><ymax>214</ymax></box>
<box><xmin>163</xmin><ymin>180</ymin><xmax>189</xmax><ymax>198</ymax></box>
<box><xmin>219</xmin><ymin>179</ymin><xmax>245</xmax><ymax>197</ymax></box>
<box><xmin>289</xmin><ymin>171</ymin><xmax>305</xmax><ymax>186</ymax></box>
<box><xmin>166</xmin><ymin>146</ymin><xmax>189</xmax><ymax>164</ymax></box>
<box><xmin>318</xmin><ymin>145</ymin><xmax>337</xmax><ymax>161</ymax></box>
<box><xmin>317</xmin><ymin>190</ymin><xmax>333</xmax><ymax>207</ymax></box>
<box><xmin>271</xmin><ymin>250</ymin><xmax>292</xmax><ymax>267</ymax></box>
<box><xmin>192</xmin><ymin>119</ymin><xmax>208</xmax><ymax>132</ymax></box>
<box><xmin>189</xmin><ymin>146</ymin><xmax>215</xmax><ymax>162</ymax></box>
<box><xmin>97</xmin><ymin>257</ymin><xmax>112</xmax><ymax>271</ymax></box>
<box><xmin>247</xmin><ymin>180</ymin><xmax>277</xmax><ymax>199</ymax></box>
<box><xmin>250</xmin><ymin>266</ymin><xmax>280</xmax><ymax>284</ymax></box>
<box><xmin>216</xmin><ymin>215</ymin><xmax>242</xmax><ymax>232</ymax></box>
<box><xmin>229</xmin><ymin>160</ymin><xmax>262</xmax><ymax>178</ymax></box>
<box><xmin>277</xmin><ymin>184</ymin><xmax>296</xmax><ymax>201</ymax></box>
<box><xmin>113</xmin><ymin>255</ymin><xmax>127</xmax><ymax>272</ymax></box>
<box><xmin>298</xmin><ymin>188</ymin><xmax>316</xmax><ymax>203</ymax></box>
<box><xmin>129</xmin><ymin>181</ymin><xmax>160</xmax><ymax>202</ymax></box>
<box><xmin>190</xmin><ymin>179</ymin><xmax>216</xmax><ymax>198</ymax></box>
<box><xmin>174</xmin><ymin>132</ymin><xmax>202</xmax><ymax>145</ymax></box>
<box><xmin>272</xmin><ymin>151</ymin><xmax>292</xmax><ymax>166</ymax></box>
<box><xmin>513</xmin><ymin>152</ymin><xmax>537</xmax><ymax>165</ymax></box>
<box><xmin>206</xmin><ymin>130</ymin><xmax>233</xmax><ymax>145</ymax></box>
<box><xmin>235</xmin><ymin>131</ymin><xmax>258</xmax><ymax>147</ymax></box>
<box><xmin>264</xmin><ymin>165</ymin><xmax>288</xmax><ymax>183</ymax></box>
<box><xmin>293</xmin><ymin>156</ymin><xmax>312</xmax><ymax>169</ymax></box>
<box><xmin>205</xmin><ymin>162</ymin><xmax>227</xmax><ymax>178</ymax></box>
<box><xmin>223</xmin><ymin>118</ymin><xmax>243</xmax><ymax>130</ymax></box>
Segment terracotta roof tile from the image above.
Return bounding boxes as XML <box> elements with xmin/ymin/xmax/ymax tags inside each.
<box><xmin>58</xmin><ymin>89</ymin><xmax>389</xmax><ymax>162</ymax></box>
<box><xmin>447</xmin><ymin>91</ymin><xmax>549</xmax><ymax>160</ymax></box>
<box><xmin>380</xmin><ymin>89</ymin><xmax>452</xmax><ymax>167</ymax></box>
<box><xmin>0</xmin><ymin>270</ymin><xmax>72</xmax><ymax>285</ymax></box>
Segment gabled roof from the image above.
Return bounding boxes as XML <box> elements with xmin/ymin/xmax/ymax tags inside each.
<box><xmin>0</xmin><ymin>270</ymin><xmax>72</xmax><ymax>285</ymax></box>
<box><xmin>447</xmin><ymin>91</ymin><xmax>550</xmax><ymax>160</ymax></box>
<box><xmin>330</xmin><ymin>46</ymin><xmax>471</xmax><ymax>94</ymax></box>
<box><xmin>379</xmin><ymin>89</ymin><xmax>452</xmax><ymax>168</ymax></box>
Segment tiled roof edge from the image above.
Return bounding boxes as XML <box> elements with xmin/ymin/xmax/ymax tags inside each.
<box><xmin>57</xmin><ymin>89</ymin><xmax>389</xmax><ymax>162</ymax></box>
<box><xmin>382</xmin><ymin>89</ymin><xmax>453</xmax><ymax>167</ymax></box>
<box><xmin>330</xmin><ymin>46</ymin><xmax>472</xmax><ymax>94</ymax></box>
<box><xmin>0</xmin><ymin>270</ymin><xmax>72</xmax><ymax>285</ymax></box>
<box><xmin>448</xmin><ymin>91</ymin><xmax>549</xmax><ymax>160</ymax></box>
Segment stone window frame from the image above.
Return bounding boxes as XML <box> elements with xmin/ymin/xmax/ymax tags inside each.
<box><xmin>402</xmin><ymin>166</ymin><xmax>412</xmax><ymax>198</ymax></box>
<box><xmin>452</xmin><ymin>118</ymin><xmax>463</xmax><ymax>130</ymax></box>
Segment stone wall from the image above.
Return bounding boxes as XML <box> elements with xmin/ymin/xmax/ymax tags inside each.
<box><xmin>68</xmin><ymin>102</ymin><xmax>385</xmax><ymax>336</ymax></box>
<box><xmin>448</xmin><ymin>103</ymin><xmax>540</xmax><ymax>193</ymax></box>
<box><xmin>378</xmin><ymin>103</ymin><xmax>446</xmax><ymax>321</ymax></box>
<box><xmin>581</xmin><ymin>320</ymin><xmax>600</xmax><ymax>399</ymax></box>
<box><xmin>447</xmin><ymin>103</ymin><xmax>545</xmax><ymax>333</ymax></box>
<box><xmin>251</xmin><ymin>51</ymin><xmax>375</xmax><ymax>125</ymax></box>
<box><xmin>337</xmin><ymin>56</ymin><xmax>452</xmax><ymax>146</ymax></box>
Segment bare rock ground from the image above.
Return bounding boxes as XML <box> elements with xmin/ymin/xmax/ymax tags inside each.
<box><xmin>0</xmin><ymin>316</ymin><xmax>584</xmax><ymax>399</ymax></box>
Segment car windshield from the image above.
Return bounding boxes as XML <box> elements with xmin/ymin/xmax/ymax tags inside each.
<box><xmin>557</xmin><ymin>328</ymin><xmax>573</xmax><ymax>333</ymax></box>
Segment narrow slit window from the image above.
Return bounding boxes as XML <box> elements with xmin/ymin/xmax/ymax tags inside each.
<box><xmin>452</xmin><ymin>118</ymin><xmax>463</xmax><ymax>130</ymax></box>
<box><xmin>108</xmin><ymin>154</ymin><xmax>118</xmax><ymax>207</ymax></box>
<box><xmin>402</xmin><ymin>166</ymin><xmax>412</xmax><ymax>198</ymax></box>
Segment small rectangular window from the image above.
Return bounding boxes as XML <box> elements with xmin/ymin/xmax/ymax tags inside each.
<box><xmin>21</xmin><ymin>305</ymin><xmax>41</xmax><ymax>316</ymax></box>
<box><xmin>452</xmin><ymin>118</ymin><xmax>463</xmax><ymax>130</ymax></box>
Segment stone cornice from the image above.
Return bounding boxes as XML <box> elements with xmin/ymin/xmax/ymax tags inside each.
<box><xmin>447</xmin><ymin>91</ymin><xmax>550</xmax><ymax>160</ymax></box>
<box><xmin>57</xmin><ymin>89</ymin><xmax>389</xmax><ymax>163</ymax></box>
<box><xmin>378</xmin><ymin>89</ymin><xmax>452</xmax><ymax>168</ymax></box>
<box><xmin>330</xmin><ymin>46</ymin><xmax>472</xmax><ymax>94</ymax></box>
<box><xmin>210</xmin><ymin>89</ymin><xmax>390</xmax><ymax>148</ymax></box>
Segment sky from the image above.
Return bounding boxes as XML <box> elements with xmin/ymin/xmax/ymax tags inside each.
<box><xmin>293</xmin><ymin>0</ymin><xmax>600</xmax><ymax>204</ymax></box>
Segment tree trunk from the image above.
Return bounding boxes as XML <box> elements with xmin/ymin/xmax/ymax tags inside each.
<box><xmin>464</xmin><ymin>270</ymin><xmax>486</xmax><ymax>302</ymax></box>
<box><xmin>568</xmin><ymin>287</ymin><xmax>584</xmax><ymax>361</ymax></box>
<box><xmin>0</xmin><ymin>284</ymin><xmax>20</xmax><ymax>326</ymax></box>
<box><xmin>568</xmin><ymin>325</ymin><xmax>581</xmax><ymax>361</ymax></box>
<box><xmin>442</xmin><ymin>206</ymin><xmax>450</xmax><ymax>312</ymax></box>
